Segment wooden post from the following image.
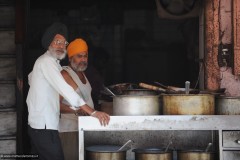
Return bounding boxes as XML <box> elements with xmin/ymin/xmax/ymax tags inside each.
<box><xmin>204</xmin><ymin>0</ymin><xmax>221</xmax><ymax>90</ymax></box>
<box><xmin>233</xmin><ymin>0</ymin><xmax>240</xmax><ymax>75</ymax></box>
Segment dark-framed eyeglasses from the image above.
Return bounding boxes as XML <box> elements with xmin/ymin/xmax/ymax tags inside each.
<box><xmin>53</xmin><ymin>40</ymin><xmax>69</xmax><ymax>46</ymax></box>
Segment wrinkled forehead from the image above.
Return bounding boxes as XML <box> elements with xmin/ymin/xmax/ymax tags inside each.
<box><xmin>75</xmin><ymin>51</ymin><xmax>88</xmax><ymax>56</ymax></box>
<box><xmin>53</xmin><ymin>34</ymin><xmax>66</xmax><ymax>41</ymax></box>
<box><xmin>70</xmin><ymin>51</ymin><xmax>88</xmax><ymax>59</ymax></box>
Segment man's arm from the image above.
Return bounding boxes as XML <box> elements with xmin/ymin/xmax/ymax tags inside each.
<box><xmin>40</xmin><ymin>58</ymin><xmax>86</xmax><ymax>109</ymax></box>
<box><xmin>40</xmin><ymin>59</ymin><xmax>110</xmax><ymax>125</ymax></box>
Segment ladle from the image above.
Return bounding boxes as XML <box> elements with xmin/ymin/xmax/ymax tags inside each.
<box><xmin>164</xmin><ymin>140</ymin><xmax>173</xmax><ymax>152</ymax></box>
<box><xmin>104</xmin><ymin>86</ymin><xmax>116</xmax><ymax>97</ymax></box>
<box><xmin>117</xmin><ymin>140</ymin><xmax>133</xmax><ymax>152</ymax></box>
<box><xmin>205</xmin><ymin>143</ymin><xmax>212</xmax><ymax>152</ymax></box>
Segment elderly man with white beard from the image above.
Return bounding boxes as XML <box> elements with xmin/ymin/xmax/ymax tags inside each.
<box><xmin>27</xmin><ymin>23</ymin><xmax>110</xmax><ymax>160</ymax></box>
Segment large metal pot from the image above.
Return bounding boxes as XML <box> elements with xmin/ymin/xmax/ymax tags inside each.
<box><xmin>216</xmin><ymin>96</ymin><xmax>240</xmax><ymax>115</ymax></box>
<box><xmin>113</xmin><ymin>94</ymin><xmax>160</xmax><ymax>115</ymax></box>
<box><xmin>178</xmin><ymin>150</ymin><xmax>215</xmax><ymax>160</ymax></box>
<box><xmin>122</xmin><ymin>89</ymin><xmax>158</xmax><ymax>96</ymax></box>
<box><xmin>108</xmin><ymin>83</ymin><xmax>138</xmax><ymax>95</ymax></box>
<box><xmin>85</xmin><ymin>145</ymin><xmax>127</xmax><ymax>160</ymax></box>
<box><xmin>162</xmin><ymin>94</ymin><xmax>215</xmax><ymax>115</ymax></box>
<box><xmin>133</xmin><ymin>148</ymin><xmax>173</xmax><ymax>160</ymax></box>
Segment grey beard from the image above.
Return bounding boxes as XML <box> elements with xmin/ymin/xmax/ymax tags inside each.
<box><xmin>71</xmin><ymin>61</ymin><xmax>88</xmax><ymax>72</ymax></box>
<box><xmin>48</xmin><ymin>46</ymin><xmax>67</xmax><ymax>60</ymax></box>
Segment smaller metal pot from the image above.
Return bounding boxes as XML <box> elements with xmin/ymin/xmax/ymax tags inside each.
<box><xmin>216</xmin><ymin>96</ymin><xmax>240</xmax><ymax>115</ymax></box>
<box><xmin>85</xmin><ymin>145</ymin><xmax>128</xmax><ymax>160</ymax></box>
<box><xmin>133</xmin><ymin>148</ymin><xmax>173</xmax><ymax>160</ymax></box>
<box><xmin>177</xmin><ymin>150</ymin><xmax>215</xmax><ymax>160</ymax></box>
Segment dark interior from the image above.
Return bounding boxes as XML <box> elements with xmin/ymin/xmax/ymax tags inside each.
<box><xmin>22</xmin><ymin>0</ymin><xmax>200</xmax><ymax>153</ymax></box>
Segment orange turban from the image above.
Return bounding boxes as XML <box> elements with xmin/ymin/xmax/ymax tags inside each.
<box><xmin>67</xmin><ymin>38</ymin><xmax>88</xmax><ymax>58</ymax></box>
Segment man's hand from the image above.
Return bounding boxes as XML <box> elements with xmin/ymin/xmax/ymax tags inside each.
<box><xmin>77</xmin><ymin>109</ymin><xmax>88</xmax><ymax>116</ymax></box>
<box><xmin>91</xmin><ymin>111</ymin><xmax>110</xmax><ymax>126</ymax></box>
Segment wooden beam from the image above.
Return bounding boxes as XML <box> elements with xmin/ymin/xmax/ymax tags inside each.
<box><xmin>204</xmin><ymin>0</ymin><xmax>221</xmax><ymax>90</ymax></box>
<box><xmin>233</xmin><ymin>0</ymin><xmax>240</xmax><ymax>75</ymax></box>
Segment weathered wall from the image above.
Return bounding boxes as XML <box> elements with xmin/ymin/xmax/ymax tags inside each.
<box><xmin>205</xmin><ymin>0</ymin><xmax>240</xmax><ymax>96</ymax></box>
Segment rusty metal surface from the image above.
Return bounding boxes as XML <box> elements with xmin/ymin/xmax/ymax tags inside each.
<box><xmin>223</xmin><ymin>131</ymin><xmax>240</xmax><ymax>148</ymax></box>
<box><xmin>162</xmin><ymin>94</ymin><xmax>215</xmax><ymax>115</ymax></box>
<box><xmin>205</xmin><ymin>0</ymin><xmax>221</xmax><ymax>90</ymax></box>
<box><xmin>233</xmin><ymin>0</ymin><xmax>240</xmax><ymax>75</ymax></box>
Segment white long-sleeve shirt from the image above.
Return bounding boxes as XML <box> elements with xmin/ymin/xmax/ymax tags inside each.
<box><xmin>27</xmin><ymin>51</ymin><xmax>86</xmax><ymax>130</ymax></box>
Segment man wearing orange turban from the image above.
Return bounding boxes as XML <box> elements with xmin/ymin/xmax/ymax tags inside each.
<box><xmin>58</xmin><ymin>38</ymin><xmax>110</xmax><ymax>160</ymax></box>
<box><xmin>59</xmin><ymin>37</ymin><xmax>110</xmax><ymax>129</ymax></box>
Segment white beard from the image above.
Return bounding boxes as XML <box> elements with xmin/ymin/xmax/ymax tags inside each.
<box><xmin>48</xmin><ymin>46</ymin><xmax>67</xmax><ymax>60</ymax></box>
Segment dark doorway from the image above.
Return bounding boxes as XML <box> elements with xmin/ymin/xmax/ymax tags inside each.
<box><xmin>22</xmin><ymin>0</ymin><xmax>200</xmax><ymax>153</ymax></box>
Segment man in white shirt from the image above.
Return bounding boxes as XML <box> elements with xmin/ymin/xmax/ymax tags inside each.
<box><xmin>27</xmin><ymin>22</ymin><xmax>110</xmax><ymax>160</ymax></box>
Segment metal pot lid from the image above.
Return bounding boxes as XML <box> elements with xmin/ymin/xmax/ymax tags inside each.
<box><xmin>113</xmin><ymin>95</ymin><xmax>160</xmax><ymax>98</ymax></box>
<box><xmin>162</xmin><ymin>94</ymin><xmax>214</xmax><ymax>97</ymax></box>
<box><xmin>133</xmin><ymin>148</ymin><xmax>172</xmax><ymax>154</ymax></box>
<box><xmin>216</xmin><ymin>96</ymin><xmax>240</xmax><ymax>99</ymax></box>
<box><xmin>85</xmin><ymin>145</ymin><xmax>128</xmax><ymax>153</ymax></box>
<box><xmin>122</xmin><ymin>89</ymin><xmax>158</xmax><ymax>96</ymax></box>
<box><xmin>178</xmin><ymin>149</ymin><xmax>215</xmax><ymax>154</ymax></box>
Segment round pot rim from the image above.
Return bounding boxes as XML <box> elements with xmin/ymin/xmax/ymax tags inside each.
<box><xmin>85</xmin><ymin>145</ymin><xmax>129</xmax><ymax>153</ymax></box>
<box><xmin>132</xmin><ymin>148</ymin><xmax>173</xmax><ymax>154</ymax></box>
<box><xmin>216</xmin><ymin>96</ymin><xmax>240</xmax><ymax>99</ymax></box>
<box><xmin>162</xmin><ymin>94</ymin><xmax>214</xmax><ymax>97</ymax></box>
<box><xmin>177</xmin><ymin>149</ymin><xmax>215</xmax><ymax>154</ymax></box>
<box><xmin>113</xmin><ymin>95</ymin><xmax>160</xmax><ymax>98</ymax></box>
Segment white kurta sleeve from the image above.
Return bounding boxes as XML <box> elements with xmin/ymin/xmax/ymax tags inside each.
<box><xmin>40</xmin><ymin>58</ymin><xmax>86</xmax><ymax>108</ymax></box>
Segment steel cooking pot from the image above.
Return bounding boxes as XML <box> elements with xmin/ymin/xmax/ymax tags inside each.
<box><xmin>108</xmin><ymin>83</ymin><xmax>138</xmax><ymax>95</ymax></box>
<box><xmin>122</xmin><ymin>89</ymin><xmax>158</xmax><ymax>96</ymax></box>
<box><xmin>133</xmin><ymin>148</ymin><xmax>173</xmax><ymax>160</ymax></box>
<box><xmin>177</xmin><ymin>150</ymin><xmax>215</xmax><ymax>160</ymax></box>
<box><xmin>216</xmin><ymin>96</ymin><xmax>240</xmax><ymax>115</ymax></box>
<box><xmin>162</xmin><ymin>94</ymin><xmax>215</xmax><ymax>115</ymax></box>
<box><xmin>113</xmin><ymin>94</ymin><xmax>161</xmax><ymax>115</ymax></box>
<box><xmin>85</xmin><ymin>145</ymin><xmax>128</xmax><ymax>160</ymax></box>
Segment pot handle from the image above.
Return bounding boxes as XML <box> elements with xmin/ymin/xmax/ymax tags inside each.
<box><xmin>235</xmin><ymin>139</ymin><xmax>240</xmax><ymax>144</ymax></box>
<box><xmin>139</xmin><ymin>83</ymin><xmax>166</xmax><ymax>92</ymax></box>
